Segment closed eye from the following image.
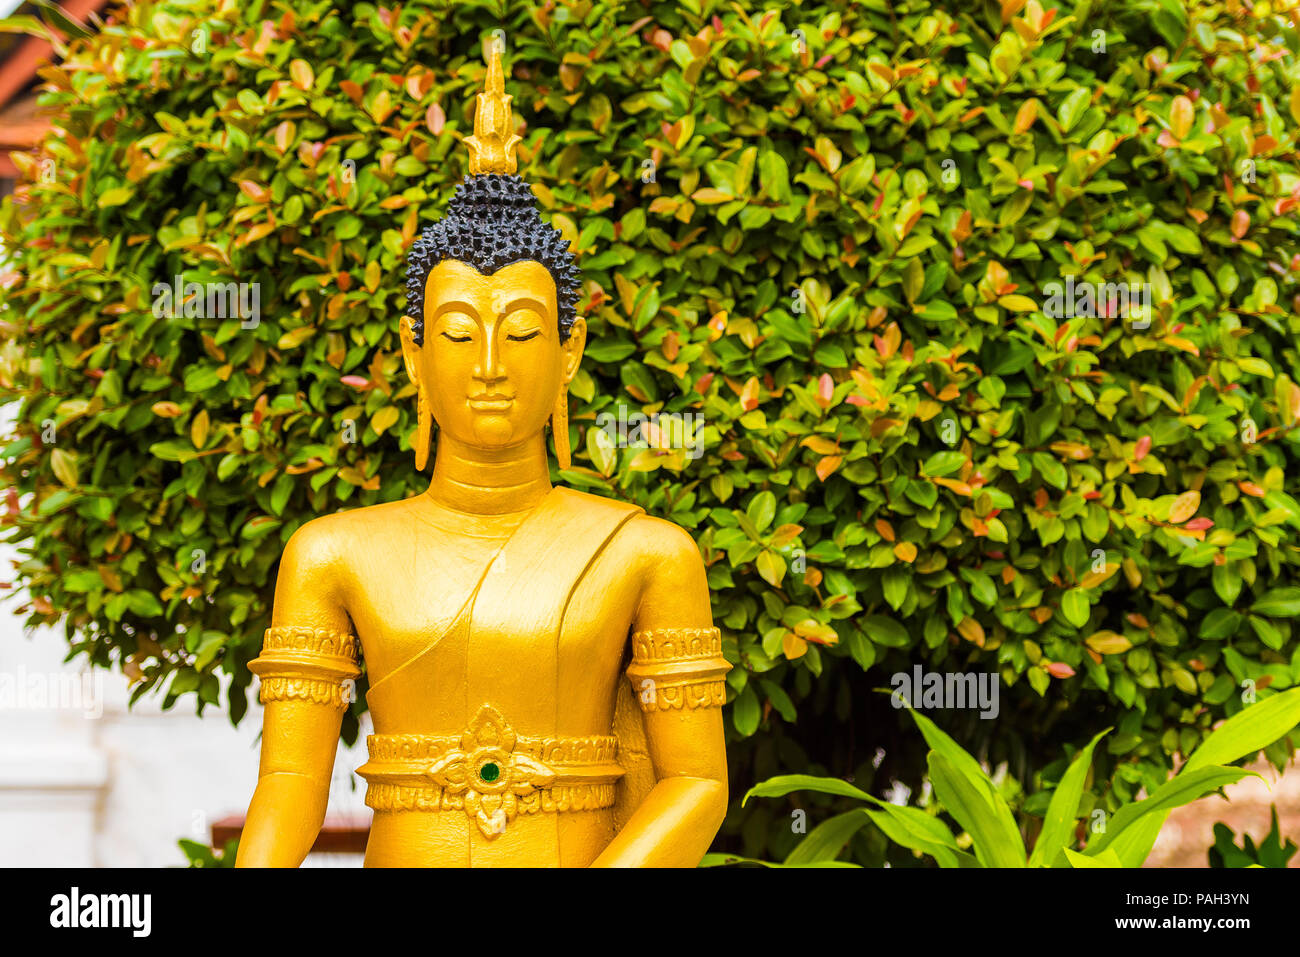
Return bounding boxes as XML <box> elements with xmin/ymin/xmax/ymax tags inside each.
<box><xmin>506</xmin><ymin>331</ymin><xmax>540</xmax><ymax>342</ymax></box>
<box><xmin>441</xmin><ymin>332</ymin><xmax>472</xmax><ymax>343</ymax></box>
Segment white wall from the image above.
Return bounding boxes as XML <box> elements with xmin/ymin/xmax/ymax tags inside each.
<box><xmin>0</xmin><ymin>586</ymin><xmax>371</xmax><ymax>867</ymax></box>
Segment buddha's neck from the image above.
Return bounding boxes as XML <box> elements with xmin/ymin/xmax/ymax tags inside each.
<box><xmin>424</xmin><ymin>432</ymin><xmax>552</xmax><ymax>516</ymax></box>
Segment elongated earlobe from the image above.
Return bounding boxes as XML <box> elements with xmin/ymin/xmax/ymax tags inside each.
<box><xmin>550</xmin><ymin>386</ymin><xmax>570</xmax><ymax>471</ymax></box>
<box><xmin>400</xmin><ymin>315</ymin><xmax>432</xmax><ymax>471</ymax></box>
<box><xmin>414</xmin><ymin>384</ymin><xmax>432</xmax><ymax>471</ymax></box>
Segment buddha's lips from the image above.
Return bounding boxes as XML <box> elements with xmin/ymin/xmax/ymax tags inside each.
<box><xmin>469</xmin><ymin>394</ymin><xmax>513</xmax><ymax>411</ymax></box>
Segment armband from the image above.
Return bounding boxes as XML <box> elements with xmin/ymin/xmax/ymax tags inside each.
<box><xmin>624</xmin><ymin>627</ymin><xmax>730</xmax><ymax>713</ymax></box>
<box><xmin>248</xmin><ymin>626</ymin><xmax>361</xmax><ymax>711</ymax></box>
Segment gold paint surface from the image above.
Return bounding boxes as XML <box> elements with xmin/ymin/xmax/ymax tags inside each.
<box><xmin>464</xmin><ymin>44</ymin><xmax>520</xmax><ymax>175</ymax></box>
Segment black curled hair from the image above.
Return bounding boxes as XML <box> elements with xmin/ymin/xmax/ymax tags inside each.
<box><xmin>403</xmin><ymin>173</ymin><xmax>580</xmax><ymax>344</ymax></box>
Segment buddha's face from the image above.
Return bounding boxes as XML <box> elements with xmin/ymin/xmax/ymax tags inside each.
<box><xmin>400</xmin><ymin>259</ymin><xmax>585</xmax><ymax>450</ymax></box>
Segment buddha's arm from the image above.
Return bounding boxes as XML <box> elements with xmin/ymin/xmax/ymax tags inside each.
<box><xmin>234</xmin><ymin>526</ymin><xmax>358</xmax><ymax>868</ymax></box>
<box><xmin>592</xmin><ymin>524</ymin><xmax>730</xmax><ymax>868</ymax></box>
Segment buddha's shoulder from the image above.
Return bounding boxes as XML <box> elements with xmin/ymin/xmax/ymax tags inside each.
<box><xmin>556</xmin><ymin>488</ymin><xmax>703</xmax><ymax>570</ymax></box>
<box><xmin>278</xmin><ymin>498</ymin><xmax>419</xmax><ymax>568</ymax></box>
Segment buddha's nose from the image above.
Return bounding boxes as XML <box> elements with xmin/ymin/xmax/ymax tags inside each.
<box><xmin>473</xmin><ymin>332</ymin><xmax>504</xmax><ymax>383</ymax></box>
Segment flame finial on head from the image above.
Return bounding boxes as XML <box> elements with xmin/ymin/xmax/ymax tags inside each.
<box><xmin>463</xmin><ymin>42</ymin><xmax>521</xmax><ymax>175</ymax></box>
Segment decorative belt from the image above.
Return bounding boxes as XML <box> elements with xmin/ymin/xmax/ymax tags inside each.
<box><xmin>356</xmin><ymin>704</ymin><xmax>624</xmax><ymax>838</ymax></box>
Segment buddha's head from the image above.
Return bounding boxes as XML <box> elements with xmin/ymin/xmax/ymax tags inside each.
<box><xmin>400</xmin><ymin>48</ymin><xmax>584</xmax><ymax>470</ymax></box>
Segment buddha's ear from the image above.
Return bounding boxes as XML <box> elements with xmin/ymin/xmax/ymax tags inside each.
<box><xmin>560</xmin><ymin>315</ymin><xmax>586</xmax><ymax>385</ymax></box>
<box><xmin>399</xmin><ymin>316</ymin><xmax>421</xmax><ymax>387</ymax></box>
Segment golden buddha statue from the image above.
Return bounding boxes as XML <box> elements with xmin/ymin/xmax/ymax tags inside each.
<box><xmin>234</xmin><ymin>48</ymin><xmax>730</xmax><ymax>867</ymax></box>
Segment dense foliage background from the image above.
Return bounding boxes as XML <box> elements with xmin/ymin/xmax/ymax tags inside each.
<box><xmin>2</xmin><ymin>0</ymin><xmax>1299</xmax><ymax>864</ymax></box>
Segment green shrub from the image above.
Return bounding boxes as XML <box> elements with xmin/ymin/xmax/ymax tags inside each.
<box><xmin>735</xmin><ymin>687</ymin><xmax>1300</xmax><ymax>867</ymax></box>
<box><xmin>2</xmin><ymin>0</ymin><xmax>1299</xmax><ymax>864</ymax></box>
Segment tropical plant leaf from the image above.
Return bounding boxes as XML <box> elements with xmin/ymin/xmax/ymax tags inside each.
<box><xmin>1028</xmin><ymin>728</ymin><xmax>1110</xmax><ymax>867</ymax></box>
<box><xmin>865</xmin><ymin>804</ymin><xmax>981</xmax><ymax>869</ymax></box>
<box><xmin>927</xmin><ymin>751</ymin><xmax>1026</xmax><ymax>867</ymax></box>
<box><xmin>1184</xmin><ymin>687</ymin><xmax>1300</xmax><ymax>771</ymax></box>
<box><xmin>1064</xmin><ymin>847</ymin><xmax>1122</xmax><ymax>868</ymax></box>
<box><xmin>783</xmin><ymin>810</ymin><xmax>872</xmax><ymax>865</ymax></box>
<box><xmin>742</xmin><ymin>774</ymin><xmax>872</xmax><ymax>806</ymax></box>
<box><xmin>1085</xmin><ymin>766</ymin><xmax>1255</xmax><ymax>864</ymax></box>
<box><xmin>908</xmin><ymin>707</ymin><xmax>1023</xmax><ymax>857</ymax></box>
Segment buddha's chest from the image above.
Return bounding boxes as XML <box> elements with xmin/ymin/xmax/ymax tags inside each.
<box><xmin>347</xmin><ymin>523</ymin><xmax>641</xmax><ymax>736</ymax></box>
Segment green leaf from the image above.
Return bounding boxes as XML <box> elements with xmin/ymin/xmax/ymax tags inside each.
<box><xmin>927</xmin><ymin>751</ymin><xmax>1026</xmax><ymax>867</ymax></box>
<box><xmin>97</xmin><ymin>186</ymin><xmax>133</xmax><ymax>208</ymax></box>
<box><xmin>922</xmin><ymin>451</ymin><xmax>966</xmax><ymax>477</ymax></box>
<box><xmin>1061</xmin><ymin>588</ymin><xmax>1091</xmax><ymax>628</ymax></box>
<box><xmin>1086</xmin><ymin>766</ymin><xmax>1254</xmax><ymax>864</ymax></box>
<box><xmin>732</xmin><ymin>686</ymin><xmax>761</xmax><ymax>736</ymax></box>
<box><xmin>1064</xmin><ymin>847</ymin><xmax>1122</xmax><ymax>868</ymax></box>
<box><xmin>1249</xmin><ymin>615</ymin><xmax>1284</xmax><ymax>651</ymax></box>
<box><xmin>882</xmin><ymin>565</ymin><xmax>910</xmax><ymax>610</ymax></box>
<box><xmin>862</xmin><ymin>614</ymin><xmax>910</xmax><ymax>647</ymax></box>
<box><xmin>1056</xmin><ymin>87</ymin><xmax>1092</xmax><ymax>132</ymax></box>
<box><xmin>1184</xmin><ymin>686</ymin><xmax>1300</xmax><ymax>771</ymax></box>
<box><xmin>126</xmin><ymin>590</ymin><xmax>164</xmax><ymax>617</ymax></box>
<box><xmin>1032</xmin><ymin>451</ymin><xmax>1067</xmax><ymax>490</ymax></box>
<box><xmin>758</xmin><ymin>150</ymin><xmax>791</xmax><ymax>203</ymax></box>
<box><xmin>183</xmin><ymin>366</ymin><xmax>222</xmax><ymax>393</ymax></box>
<box><xmin>1155</xmin><ymin>0</ymin><xmax>1188</xmax><ymax>24</ymax></box>
<box><xmin>1200</xmin><ymin>608</ymin><xmax>1242</xmax><ymax>640</ymax></box>
<box><xmin>905</xmin><ymin>707</ymin><xmax>1024</xmax><ymax>862</ymax></box>
<box><xmin>1028</xmin><ymin>728</ymin><xmax>1109</xmax><ymax>867</ymax></box>
<box><xmin>865</xmin><ymin>804</ymin><xmax>980</xmax><ymax>868</ymax></box>
<box><xmin>914</xmin><ymin>300</ymin><xmax>957</xmax><ymax>322</ymax></box>
<box><xmin>747</xmin><ymin>490</ymin><xmax>777</xmax><ymax>532</ymax></box>
<box><xmin>742</xmin><ymin>774</ymin><xmax>873</xmax><ymax>806</ymax></box>
<box><xmin>1251</xmin><ymin>588</ymin><xmax>1300</xmax><ymax>618</ymax></box>
<box><xmin>783</xmin><ymin>810</ymin><xmax>871</xmax><ymax>865</ymax></box>
<box><xmin>962</xmin><ymin>568</ymin><xmax>997</xmax><ymax>607</ymax></box>
<box><xmin>756</xmin><ymin>549</ymin><xmax>786</xmax><ymax>587</ymax></box>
